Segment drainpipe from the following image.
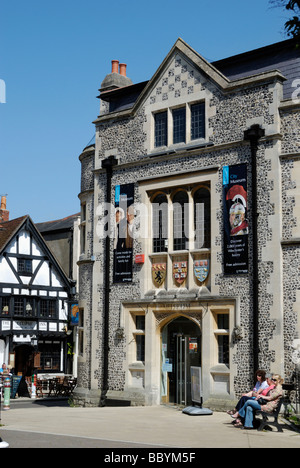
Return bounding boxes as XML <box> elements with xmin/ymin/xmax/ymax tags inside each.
<box><xmin>100</xmin><ymin>155</ymin><xmax>118</xmax><ymax>406</ymax></box>
<box><xmin>244</xmin><ymin>124</ymin><xmax>265</xmax><ymax>374</ymax></box>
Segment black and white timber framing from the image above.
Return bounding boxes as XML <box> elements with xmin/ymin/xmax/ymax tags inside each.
<box><xmin>0</xmin><ymin>215</ymin><xmax>73</xmax><ymax>374</ymax></box>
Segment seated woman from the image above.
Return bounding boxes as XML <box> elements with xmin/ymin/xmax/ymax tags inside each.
<box><xmin>231</xmin><ymin>374</ymin><xmax>283</xmax><ymax>429</ymax></box>
<box><xmin>227</xmin><ymin>370</ymin><xmax>269</xmax><ymax>415</ymax></box>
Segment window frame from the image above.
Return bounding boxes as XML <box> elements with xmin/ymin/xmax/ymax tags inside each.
<box><xmin>172</xmin><ymin>107</ymin><xmax>186</xmax><ymax>144</ymax></box>
<box><xmin>80</xmin><ymin>203</ymin><xmax>87</xmax><ymax>255</ymax></box>
<box><xmin>152</xmin><ymin>193</ymin><xmax>168</xmax><ymax>253</ymax></box>
<box><xmin>154</xmin><ymin>111</ymin><xmax>168</xmax><ymax>148</ymax></box>
<box><xmin>37</xmin><ymin>340</ymin><xmax>61</xmax><ymax>371</ymax></box>
<box><xmin>17</xmin><ymin>257</ymin><xmax>33</xmax><ymax>276</ymax></box>
<box><xmin>150</xmin><ymin>183</ymin><xmax>211</xmax><ymax>253</ymax></box>
<box><xmin>39</xmin><ymin>298</ymin><xmax>57</xmax><ymax>319</ymax></box>
<box><xmin>0</xmin><ymin>296</ymin><xmax>10</xmax><ymax>315</ymax></box>
<box><xmin>193</xmin><ymin>186</ymin><xmax>211</xmax><ymax>249</ymax></box>
<box><xmin>172</xmin><ymin>190</ymin><xmax>189</xmax><ymax>251</ymax></box>
<box><xmin>190</xmin><ymin>102</ymin><xmax>205</xmax><ymax>140</ymax></box>
<box><xmin>213</xmin><ymin>312</ymin><xmax>230</xmax><ymax>367</ymax></box>
<box><xmin>131</xmin><ymin>313</ymin><xmax>145</xmax><ymax>364</ymax></box>
<box><xmin>153</xmin><ymin>101</ymin><xmax>206</xmax><ymax>150</ymax></box>
<box><xmin>3</xmin><ymin>296</ymin><xmax>58</xmax><ymax>320</ymax></box>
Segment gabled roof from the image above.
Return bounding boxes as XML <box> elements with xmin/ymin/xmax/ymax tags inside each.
<box><xmin>0</xmin><ymin>215</ymin><xmax>28</xmax><ymax>254</ymax></box>
<box><xmin>0</xmin><ymin>215</ymin><xmax>73</xmax><ymax>287</ymax></box>
<box><xmin>96</xmin><ymin>37</ymin><xmax>296</xmax><ymax>121</ymax></box>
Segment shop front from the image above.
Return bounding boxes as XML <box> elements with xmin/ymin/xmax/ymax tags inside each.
<box><xmin>0</xmin><ymin>331</ymin><xmax>68</xmax><ymax>397</ymax></box>
<box><xmin>12</xmin><ymin>337</ymin><xmax>67</xmax><ymax>376</ymax></box>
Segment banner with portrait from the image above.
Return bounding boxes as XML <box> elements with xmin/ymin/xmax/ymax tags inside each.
<box><xmin>113</xmin><ymin>183</ymin><xmax>134</xmax><ymax>283</ymax></box>
<box><xmin>223</xmin><ymin>164</ymin><xmax>249</xmax><ymax>275</ymax></box>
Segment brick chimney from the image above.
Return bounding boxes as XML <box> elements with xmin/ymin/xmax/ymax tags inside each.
<box><xmin>0</xmin><ymin>196</ymin><xmax>9</xmax><ymax>222</ymax></box>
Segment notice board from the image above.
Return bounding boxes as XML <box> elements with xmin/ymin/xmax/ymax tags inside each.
<box><xmin>190</xmin><ymin>366</ymin><xmax>202</xmax><ymax>405</ymax></box>
<box><xmin>11</xmin><ymin>375</ymin><xmax>22</xmax><ymax>398</ymax></box>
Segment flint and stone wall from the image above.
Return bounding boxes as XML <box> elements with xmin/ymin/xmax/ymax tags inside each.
<box><xmin>75</xmin><ymin>47</ymin><xmax>300</xmax><ymax>407</ymax></box>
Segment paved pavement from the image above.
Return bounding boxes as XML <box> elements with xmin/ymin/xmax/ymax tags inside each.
<box><xmin>0</xmin><ymin>398</ymin><xmax>299</xmax><ymax>449</ymax></box>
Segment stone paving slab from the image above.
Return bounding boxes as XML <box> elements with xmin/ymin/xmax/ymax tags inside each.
<box><xmin>1</xmin><ymin>403</ymin><xmax>300</xmax><ymax>448</ymax></box>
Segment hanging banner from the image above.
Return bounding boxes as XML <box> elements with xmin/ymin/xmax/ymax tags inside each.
<box><xmin>113</xmin><ymin>183</ymin><xmax>134</xmax><ymax>283</ymax></box>
<box><xmin>70</xmin><ymin>303</ymin><xmax>79</xmax><ymax>326</ymax></box>
<box><xmin>223</xmin><ymin>164</ymin><xmax>249</xmax><ymax>275</ymax></box>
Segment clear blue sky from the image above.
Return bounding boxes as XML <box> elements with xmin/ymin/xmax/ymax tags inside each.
<box><xmin>0</xmin><ymin>0</ymin><xmax>290</xmax><ymax>223</ymax></box>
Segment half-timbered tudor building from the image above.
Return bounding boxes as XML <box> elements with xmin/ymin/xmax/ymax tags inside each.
<box><xmin>0</xmin><ymin>207</ymin><xmax>73</xmax><ymax>378</ymax></box>
<box><xmin>75</xmin><ymin>38</ymin><xmax>300</xmax><ymax>409</ymax></box>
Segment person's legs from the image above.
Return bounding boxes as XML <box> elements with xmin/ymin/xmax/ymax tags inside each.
<box><xmin>244</xmin><ymin>405</ymin><xmax>255</xmax><ymax>428</ymax></box>
<box><xmin>237</xmin><ymin>400</ymin><xmax>261</xmax><ymax>428</ymax></box>
<box><xmin>236</xmin><ymin>396</ymin><xmax>253</xmax><ymax>411</ymax></box>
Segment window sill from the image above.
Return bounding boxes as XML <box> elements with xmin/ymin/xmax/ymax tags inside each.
<box><xmin>148</xmin><ymin>141</ymin><xmax>213</xmax><ymax>158</ymax></box>
<box><xmin>168</xmin><ymin>250</ymin><xmax>189</xmax><ymax>256</ymax></box>
<box><xmin>190</xmin><ymin>248</ymin><xmax>211</xmax><ymax>254</ymax></box>
<box><xmin>129</xmin><ymin>362</ymin><xmax>145</xmax><ymax>370</ymax></box>
<box><xmin>210</xmin><ymin>364</ymin><xmax>230</xmax><ymax>373</ymax></box>
<box><xmin>149</xmin><ymin>252</ymin><xmax>168</xmax><ymax>258</ymax></box>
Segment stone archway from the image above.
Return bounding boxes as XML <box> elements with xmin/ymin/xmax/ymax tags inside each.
<box><xmin>161</xmin><ymin>316</ymin><xmax>201</xmax><ymax>405</ymax></box>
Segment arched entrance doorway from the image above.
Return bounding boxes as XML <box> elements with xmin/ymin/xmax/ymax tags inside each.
<box><xmin>161</xmin><ymin>316</ymin><xmax>201</xmax><ymax>406</ymax></box>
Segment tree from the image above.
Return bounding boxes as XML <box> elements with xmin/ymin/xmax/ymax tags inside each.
<box><xmin>270</xmin><ymin>0</ymin><xmax>300</xmax><ymax>38</ymax></box>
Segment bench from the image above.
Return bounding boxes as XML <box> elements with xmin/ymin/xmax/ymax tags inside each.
<box><xmin>256</xmin><ymin>398</ymin><xmax>283</xmax><ymax>432</ymax></box>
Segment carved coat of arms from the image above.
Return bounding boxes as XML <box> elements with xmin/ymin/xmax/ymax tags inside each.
<box><xmin>173</xmin><ymin>261</ymin><xmax>187</xmax><ymax>284</ymax></box>
<box><xmin>152</xmin><ymin>263</ymin><xmax>167</xmax><ymax>287</ymax></box>
<box><xmin>194</xmin><ymin>259</ymin><xmax>209</xmax><ymax>283</ymax></box>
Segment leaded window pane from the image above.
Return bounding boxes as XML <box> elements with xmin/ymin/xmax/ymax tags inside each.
<box><xmin>191</xmin><ymin>102</ymin><xmax>205</xmax><ymax>140</ymax></box>
<box><xmin>154</xmin><ymin>111</ymin><xmax>167</xmax><ymax>147</ymax></box>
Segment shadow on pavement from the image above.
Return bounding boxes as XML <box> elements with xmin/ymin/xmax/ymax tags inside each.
<box><xmin>9</xmin><ymin>397</ymin><xmax>71</xmax><ymax>408</ymax></box>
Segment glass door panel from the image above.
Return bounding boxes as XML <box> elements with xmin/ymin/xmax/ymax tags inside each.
<box><xmin>162</xmin><ymin>317</ymin><xmax>201</xmax><ymax>405</ymax></box>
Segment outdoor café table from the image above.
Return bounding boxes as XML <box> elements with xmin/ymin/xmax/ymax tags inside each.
<box><xmin>48</xmin><ymin>378</ymin><xmax>61</xmax><ymax>397</ymax></box>
<box><xmin>55</xmin><ymin>377</ymin><xmax>77</xmax><ymax>397</ymax></box>
<box><xmin>62</xmin><ymin>378</ymin><xmax>77</xmax><ymax>396</ymax></box>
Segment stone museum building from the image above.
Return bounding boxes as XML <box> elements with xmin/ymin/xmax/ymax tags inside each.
<box><xmin>74</xmin><ymin>38</ymin><xmax>300</xmax><ymax>409</ymax></box>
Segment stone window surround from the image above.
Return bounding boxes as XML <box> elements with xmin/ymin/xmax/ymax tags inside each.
<box><xmin>150</xmin><ymin>184</ymin><xmax>211</xmax><ymax>254</ymax></box>
<box><xmin>138</xmin><ymin>173</ymin><xmax>213</xmax><ymax>296</ymax></box>
<box><xmin>150</xmin><ymin>99</ymin><xmax>208</xmax><ymax>152</ymax></box>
